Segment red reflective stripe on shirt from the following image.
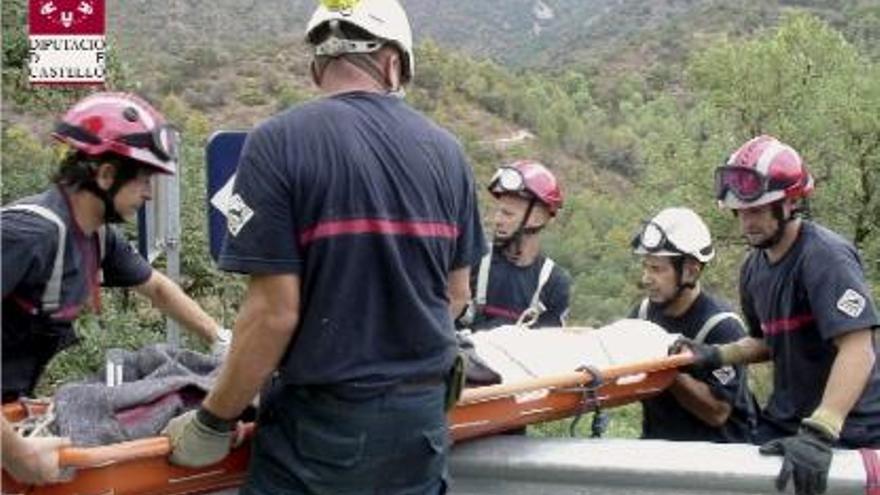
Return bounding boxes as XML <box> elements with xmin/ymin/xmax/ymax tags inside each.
<box><xmin>50</xmin><ymin>304</ymin><xmax>82</xmax><ymax>321</ymax></box>
<box><xmin>11</xmin><ymin>296</ymin><xmax>38</xmax><ymax>314</ymax></box>
<box><xmin>481</xmin><ymin>305</ymin><xmax>521</xmax><ymax>321</ymax></box>
<box><xmin>860</xmin><ymin>448</ymin><xmax>880</xmax><ymax>495</ymax></box>
<box><xmin>299</xmin><ymin>218</ymin><xmax>460</xmax><ymax>245</ymax></box>
<box><xmin>761</xmin><ymin>314</ymin><xmax>816</xmax><ymax>336</ymax></box>
<box><xmin>10</xmin><ymin>295</ymin><xmax>81</xmax><ymax>321</ymax></box>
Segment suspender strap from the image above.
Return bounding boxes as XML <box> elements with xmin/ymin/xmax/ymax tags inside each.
<box><xmin>528</xmin><ymin>257</ymin><xmax>555</xmax><ymax>312</ymax></box>
<box><xmin>637</xmin><ymin>298</ymin><xmax>649</xmax><ymax>320</ymax></box>
<box><xmin>97</xmin><ymin>225</ymin><xmax>107</xmax><ymax>283</ymax></box>
<box><xmin>694</xmin><ymin>311</ymin><xmax>745</xmax><ymax>344</ymax></box>
<box><xmin>474</xmin><ymin>252</ymin><xmax>492</xmax><ymax>307</ymax></box>
<box><xmin>636</xmin><ymin>297</ymin><xmax>743</xmax><ymax>345</ymax></box>
<box><xmin>2</xmin><ymin>205</ymin><xmax>66</xmax><ymax>312</ymax></box>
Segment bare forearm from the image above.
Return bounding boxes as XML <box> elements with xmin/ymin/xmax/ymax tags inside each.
<box><xmin>2</xmin><ymin>417</ymin><xmax>24</xmax><ymax>463</ymax></box>
<box><xmin>136</xmin><ymin>271</ymin><xmax>220</xmax><ymax>343</ymax></box>
<box><xmin>202</xmin><ymin>274</ymin><xmax>299</xmax><ymax>419</ymax></box>
<box><xmin>448</xmin><ymin>267</ymin><xmax>471</xmax><ymax>319</ymax></box>
<box><xmin>818</xmin><ymin>330</ymin><xmax>875</xmax><ymax>419</ymax></box>
<box><xmin>668</xmin><ymin>374</ymin><xmax>732</xmax><ymax>427</ymax></box>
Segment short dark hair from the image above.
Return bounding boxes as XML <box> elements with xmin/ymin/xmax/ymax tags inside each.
<box><xmin>53</xmin><ymin>152</ymin><xmax>144</xmax><ymax>189</ymax></box>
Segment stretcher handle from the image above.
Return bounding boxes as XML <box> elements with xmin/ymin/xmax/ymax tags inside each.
<box><xmin>459</xmin><ymin>351</ymin><xmax>694</xmax><ymax>405</ymax></box>
<box><xmin>57</xmin><ymin>422</ymin><xmax>255</xmax><ymax>468</ymax></box>
<box><xmin>59</xmin><ymin>437</ymin><xmax>170</xmax><ymax>468</ymax></box>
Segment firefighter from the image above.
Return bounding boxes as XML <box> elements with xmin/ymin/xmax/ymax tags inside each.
<box><xmin>2</xmin><ymin>92</ymin><xmax>229</xmax><ymax>485</ymax></box>
<box><xmin>674</xmin><ymin>135</ymin><xmax>880</xmax><ymax>495</ymax></box>
<box><xmin>460</xmin><ymin>160</ymin><xmax>571</xmax><ymax>331</ymax></box>
<box><xmin>164</xmin><ymin>0</ymin><xmax>486</xmax><ymax>493</ymax></box>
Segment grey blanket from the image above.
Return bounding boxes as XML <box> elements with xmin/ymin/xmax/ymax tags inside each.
<box><xmin>53</xmin><ymin>344</ymin><xmax>220</xmax><ymax>447</ymax></box>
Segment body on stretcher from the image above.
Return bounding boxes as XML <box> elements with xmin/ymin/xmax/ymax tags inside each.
<box><xmin>2</xmin><ymin>320</ymin><xmax>693</xmax><ymax>495</ymax></box>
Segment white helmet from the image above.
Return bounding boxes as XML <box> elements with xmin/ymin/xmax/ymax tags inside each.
<box><xmin>631</xmin><ymin>207</ymin><xmax>715</xmax><ymax>263</ymax></box>
<box><xmin>305</xmin><ymin>0</ymin><xmax>414</xmax><ymax>83</ymax></box>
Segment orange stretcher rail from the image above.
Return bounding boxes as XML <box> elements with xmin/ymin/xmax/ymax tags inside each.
<box><xmin>1</xmin><ymin>352</ymin><xmax>692</xmax><ymax>495</ymax></box>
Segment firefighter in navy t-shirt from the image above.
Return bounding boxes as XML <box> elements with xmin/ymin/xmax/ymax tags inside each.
<box><xmin>630</xmin><ymin>207</ymin><xmax>756</xmax><ymax>443</ymax></box>
<box><xmin>164</xmin><ymin>1</ymin><xmax>486</xmax><ymax>493</ymax></box>
<box><xmin>459</xmin><ymin>160</ymin><xmax>572</xmax><ymax>331</ymax></box>
<box><xmin>1</xmin><ymin>93</ymin><xmax>229</xmax><ymax>486</ymax></box>
<box><xmin>674</xmin><ymin>135</ymin><xmax>880</xmax><ymax>495</ymax></box>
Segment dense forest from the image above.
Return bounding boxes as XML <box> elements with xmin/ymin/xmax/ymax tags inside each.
<box><xmin>2</xmin><ymin>1</ymin><xmax>879</xmax><ymax>405</ymax></box>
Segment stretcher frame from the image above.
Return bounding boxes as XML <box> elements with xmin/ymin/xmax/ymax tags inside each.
<box><xmin>2</xmin><ymin>352</ymin><xmax>692</xmax><ymax>495</ymax></box>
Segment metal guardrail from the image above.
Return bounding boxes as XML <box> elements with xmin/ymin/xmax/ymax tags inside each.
<box><xmin>448</xmin><ymin>436</ymin><xmax>868</xmax><ymax>494</ymax></box>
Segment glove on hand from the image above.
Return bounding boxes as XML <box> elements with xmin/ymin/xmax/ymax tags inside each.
<box><xmin>210</xmin><ymin>328</ymin><xmax>232</xmax><ymax>359</ymax></box>
<box><xmin>163</xmin><ymin>408</ymin><xmax>233</xmax><ymax>468</ymax></box>
<box><xmin>667</xmin><ymin>337</ymin><xmax>722</xmax><ymax>373</ymax></box>
<box><xmin>759</xmin><ymin>424</ymin><xmax>834</xmax><ymax>495</ymax></box>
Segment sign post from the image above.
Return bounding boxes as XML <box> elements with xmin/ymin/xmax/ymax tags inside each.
<box><xmin>136</xmin><ymin>161</ymin><xmax>181</xmax><ymax>346</ymax></box>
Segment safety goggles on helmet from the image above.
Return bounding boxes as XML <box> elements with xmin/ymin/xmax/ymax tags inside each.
<box><xmin>56</xmin><ymin>122</ymin><xmax>181</xmax><ymax>164</ymax></box>
<box><xmin>489</xmin><ymin>166</ymin><xmax>526</xmax><ymax>195</ymax></box>
<box><xmin>630</xmin><ymin>221</ymin><xmax>680</xmax><ymax>254</ymax></box>
<box><xmin>714</xmin><ymin>166</ymin><xmax>769</xmax><ymax>203</ymax></box>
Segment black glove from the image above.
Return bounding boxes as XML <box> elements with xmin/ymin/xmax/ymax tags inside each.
<box><xmin>759</xmin><ymin>424</ymin><xmax>834</xmax><ymax>495</ymax></box>
<box><xmin>667</xmin><ymin>337</ymin><xmax>722</xmax><ymax>373</ymax></box>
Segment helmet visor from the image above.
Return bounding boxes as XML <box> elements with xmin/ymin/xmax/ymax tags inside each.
<box><xmin>119</xmin><ymin>124</ymin><xmax>181</xmax><ymax>163</ymax></box>
<box><xmin>489</xmin><ymin>167</ymin><xmax>526</xmax><ymax>195</ymax></box>
<box><xmin>714</xmin><ymin>166</ymin><xmax>767</xmax><ymax>202</ymax></box>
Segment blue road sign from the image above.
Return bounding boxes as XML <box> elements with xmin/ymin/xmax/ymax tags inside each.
<box><xmin>205</xmin><ymin>130</ymin><xmax>248</xmax><ymax>262</ymax></box>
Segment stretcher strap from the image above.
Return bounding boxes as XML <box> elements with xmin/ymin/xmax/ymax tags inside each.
<box><xmin>861</xmin><ymin>448</ymin><xmax>880</xmax><ymax>495</ymax></box>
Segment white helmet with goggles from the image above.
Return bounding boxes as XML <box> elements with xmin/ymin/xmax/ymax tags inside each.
<box><xmin>631</xmin><ymin>207</ymin><xmax>714</xmax><ymax>263</ymax></box>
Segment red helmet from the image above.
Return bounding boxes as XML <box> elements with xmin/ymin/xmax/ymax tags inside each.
<box><xmin>53</xmin><ymin>92</ymin><xmax>179</xmax><ymax>175</ymax></box>
<box><xmin>488</xmin><ymin>160</ymin><xmax>564</xmax><ymax>215</ymax></box>
<box><xmin>715</xmin><ymin>135</ymin><xmax>813</xmax><ymax>209</ymax></box>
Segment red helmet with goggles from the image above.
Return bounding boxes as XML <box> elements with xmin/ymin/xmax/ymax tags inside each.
<box><xmin>488</xmin><ymin>160</ymin><xmax>563</xmax><ymax>215</ymax></box>
<box><xmin>715</xmin><ymin>135</ymin><xmax>813</xmax><ymax>209</ymax></box>
<box><xmin>52</xmin><ymin>92</ymin><xmax>179</xmax><ymax>175</ymax></box>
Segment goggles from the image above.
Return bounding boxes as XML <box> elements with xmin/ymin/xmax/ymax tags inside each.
<box><xmin>630</xmin><ymin>221</ymin><xmax>680</xmax><ymax>254</ymax></box>
<box><xmin>714</xmin><ymin>166</ymin><xmax>769</xmax><ymax>203</ymax></box>
<box><xmin>56</xmin><ymin>122</ymin><xmax>180</xmax><ymax>164</ymax></box>
<box><xmin>489</xmin><ymin>167</ymin><xmax>526</xmax><ymax>195</ymax></box>
<box><xmin>118</xmin><ymin>124</ymin><xmax>181</xmax><ymax>163</ymax></box>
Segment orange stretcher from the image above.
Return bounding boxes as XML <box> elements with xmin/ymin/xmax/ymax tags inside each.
<box><xmin>1</xmin><ymin>352</ymin><xmax>691</xmax><ymax>495</ymax></box>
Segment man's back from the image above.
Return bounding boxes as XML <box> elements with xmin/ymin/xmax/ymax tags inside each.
<box><xmin>219</xmin><ymin>91</ymin><xmax>485</xmax><ymax>389</ymax></box>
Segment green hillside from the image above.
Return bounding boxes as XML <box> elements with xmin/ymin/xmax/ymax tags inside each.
<box><xmin>2</xmin><ymin>1</ymin><xmax>879</xmax><ymax>399</ymax></box>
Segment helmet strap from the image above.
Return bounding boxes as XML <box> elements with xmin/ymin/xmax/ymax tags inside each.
<box><xmin>752</xmin><ymin>201</ymin><xmax>790</xmax><ymax>250</ymax></box>
<box><xmin>86</xmin><ymin>159</ymin><xmax>140</xmax><ymax>224</ymax></box>
<box><xmin>82</xmin><ymin>179</ymin><xmax>124</xmax><ymax>223</ymax></box>
<box><xmin>654</xmin><ymin>256</ymin><xmax>697</xmax><ymax>311</ymax></box>
<box><xmin>345</xmin><ymin>53</ymin><xmax>396</xmax><ymax>92</ymax></box>
<box><xmin>493</xmin><ymin>198</ymin><xmax>539</xmax><ymax>257</ymax></box>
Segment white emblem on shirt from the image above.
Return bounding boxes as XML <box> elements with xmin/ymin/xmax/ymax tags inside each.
<box><xmin>837</xmin><ymin>288</ymin><xmax>867</xmax><ymax>318</ymax></box>
<box><xmin>712</xmin><ymin>365</ymin><xmax>736</xmax><ymax>385</ymax></box>
<box><xmin>225</xmin><ymin>194</ymin><xmax>254</xmax><ymax>237</ymax></box>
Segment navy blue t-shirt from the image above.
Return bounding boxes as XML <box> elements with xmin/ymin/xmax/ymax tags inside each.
<box><xmin>468</xmin><ymin>247</ymin><xmax>571</xmax><ymax>331</ymax></box>
<box><xmin>218</xmin><ymin>92</ymin><xmax>487</xmax><ymax>389</ymax></box>
<box><xmin>2</xmin><ymin>186</ymin><xmax>153</xmax><ymax>398</ymax></box>
<box><xmin>740</xmin><ymin>220</ymin><xmax>880</xmax><ymax>446</ymax></box>
<box><xmin>631</xmin><ymin>292</ymin><xmax>756</xmax><ymax>443</ymax></box>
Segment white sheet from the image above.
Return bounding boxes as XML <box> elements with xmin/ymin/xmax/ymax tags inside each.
<box><xmin>466</xmin><ymin>319</ymin><xmax>679</xmax><ymax>385</ymax></box>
